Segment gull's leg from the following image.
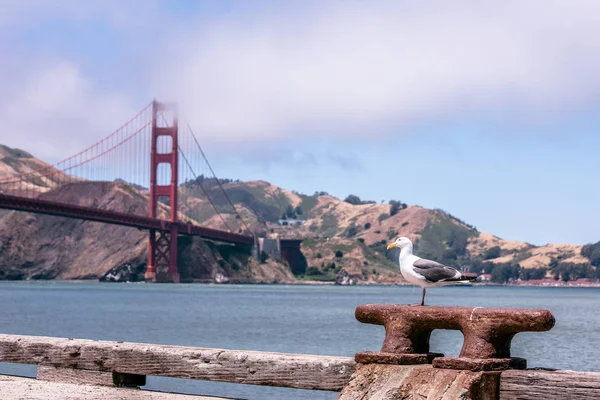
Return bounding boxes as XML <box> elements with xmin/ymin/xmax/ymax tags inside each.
<box><xmin>421</xmin><ymin>287</ymin><xmax>426</xmax><ymax>306</ymax></box>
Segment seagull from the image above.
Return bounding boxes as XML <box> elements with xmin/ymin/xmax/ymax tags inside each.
<box><xmin>387</xmin><ymin>237</ymin><xmax>476</xmax><ymax>306</ymax></box>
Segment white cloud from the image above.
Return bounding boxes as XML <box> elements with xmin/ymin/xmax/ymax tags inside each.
<box><xmin>0</xmin><ymin>57</ymin><xmax>136</xmax><ymax>160</ymax></box>
<box><xmin>0</xmin><ymin>1</ymin><xmax>152</xmax><ymax>161</ymax></box>
<box><xmin>154</xmin><ymin>0</ymin><xmax>600</xmax><ymax>143</ymax></box>
<box><xmin>3</xmin><ymin>1</ymin><xmax>600</xmax><ymax>162</ymax></box>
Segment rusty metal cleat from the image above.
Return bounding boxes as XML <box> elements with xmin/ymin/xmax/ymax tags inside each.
<box><xmin>354</xmin><ymin>304</ymin><xmax>555</xmax><ymax>371</ymax></box>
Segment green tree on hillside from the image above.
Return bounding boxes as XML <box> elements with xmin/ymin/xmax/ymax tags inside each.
<box><xmin>389</xmin><ymin>200</ymin><xmax>408</xmax><ymax>216</ymax></box>
<box><xmin>484</xmin><ymin>246</ymin><xmax>501</xmax><ymax>260</ymax></box>
<box><xmin>491</xmin><ymin>263</ymin><xmax>520</xmax><ymax>283</ymax></box>
<box><xmin>446</xmin><ymin>230</ymin><xmax>470</xmax><ymax>256</ymax></box>
<box><xmin>344</xmin><ymin>194</ymin><xmax>376</xmax><ymax>205</ymax></box>
<box><xmin>344</xmin><ymin>195</ymin><xmax>362</xmax><ymax>205</ymax></box>
<box><xmin>347</xmin><ymin>226</ymin><xmax>358</xmax><ymax>237</ymax></box>
<box><xmin>552</xmin><ymin>262</ymin><xmax>593</xmax><ymax>282</ymax></box>
<box><xmin>521</xmin><ymin>267</ymin><xmax>547</xmax><ymax>280</ymax></box>
<box><xmin>582</xmin><ymin>241</ymin><xmax>600</xmax><ymax>267</ymax></box>
<box><xmin>285</xmin><ymin>205</ymin><xmax>295</xmax><ymax>218</ymax></box>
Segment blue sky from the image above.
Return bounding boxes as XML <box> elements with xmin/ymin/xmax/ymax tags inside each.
<box><xmin>1</xmin><ymin>1</ymin><xmax>599</xmax><ymax>245</ymax></box>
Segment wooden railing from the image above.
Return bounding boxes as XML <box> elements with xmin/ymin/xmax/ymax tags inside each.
<box><xmin>0</xmin><ymin>333</ymin><xmax>355</xmax><ymax>397</ymax></box>
<box><xmin>0</xmin><ymin>332</ymin><xmax>599</xmax><ymax>399</ymax></box>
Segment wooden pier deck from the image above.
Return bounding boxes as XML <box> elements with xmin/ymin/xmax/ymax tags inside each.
<box><xmin>1</xmin><ymin>375</ymin><xmax>224</xmax><ymax>400</ymax></box>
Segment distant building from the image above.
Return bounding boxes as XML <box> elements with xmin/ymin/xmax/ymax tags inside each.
<box><xmin>278</xmin><ymin>219</ymin><xmax>306</xmax><ymax>226</ymax></box>
<box><xmin>477</xmin><ymin>274</ymin><xmax>493</xmax><ymax>282</ymax></box>
<box><xmin>461</xmin><ymin>271</ymin><xmax>478</xmax><ymax>279</ymax></box>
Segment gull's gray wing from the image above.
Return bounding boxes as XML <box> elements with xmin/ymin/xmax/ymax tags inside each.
<box><xmin>412</xmin><ymin>258</ymin><xmax>460</xmax><ymax>283</ymax></box>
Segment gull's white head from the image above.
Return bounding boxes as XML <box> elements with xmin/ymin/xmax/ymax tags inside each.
<box><xmin>386</xmin><ymin>236</ymin><xmax>412</xmax><ymax>250</ymax></box>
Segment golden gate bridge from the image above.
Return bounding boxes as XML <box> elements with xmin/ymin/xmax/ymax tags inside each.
<box><xmin>0</xmin><ymin>100</ymin><xmax>301</xmax><ymax>282</ymax></box>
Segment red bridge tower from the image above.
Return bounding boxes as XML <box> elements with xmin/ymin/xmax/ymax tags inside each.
<box><xmin>145</xmin><ymin>101</ymin><xmax>180</xmax><ymax>283</ymax></box>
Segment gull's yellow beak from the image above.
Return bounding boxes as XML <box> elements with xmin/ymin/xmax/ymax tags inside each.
<box><xmin>386</xmin><ymin>243</ymin><xmax>396</xmax><ymax>250</ymax></box>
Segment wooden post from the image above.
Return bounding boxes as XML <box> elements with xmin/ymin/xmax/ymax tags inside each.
<box><xmin>338</xmin><ymin>364</ymin><xmax>500</xmax><ymax>400</ymax></box>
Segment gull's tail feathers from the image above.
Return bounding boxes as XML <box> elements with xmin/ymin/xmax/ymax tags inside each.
<box><xmin>445</xmin><ymin>275</ymin><xmax>478</xmax><ymax>283</ymax></box>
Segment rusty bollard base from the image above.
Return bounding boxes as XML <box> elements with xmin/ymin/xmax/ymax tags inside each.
<box><xmin>355</xmin><ymin>351</ymin><xmax>443</xmax><ymax>365</ymax></box>
<box><xmin>432</xmin><ymin>356</ymin><xmax>527</xmax><ymax>371</ymax></box>
<box><xmin>354</xmin><ymin>304</ymin><xmax>555</xmax><ymax>370</ymax></box>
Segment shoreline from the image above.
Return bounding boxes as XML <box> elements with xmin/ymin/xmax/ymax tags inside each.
<box><xmin>3</xmin><ymin>279</ymin><xmax>600</xmax><ymax>288</ymax></box>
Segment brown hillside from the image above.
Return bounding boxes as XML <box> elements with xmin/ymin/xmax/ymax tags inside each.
<box><xmin>1</xmin><ymin>144</ymin><xmax>596</xmax><ymax>284</ymax></box>
<box><xmin>188</xmin><ymin>180</ymin><xmax>594</xmax><ymax>282</ymax></box>
<box><xmin>0</xmin><ymin>181</ymin><xmax>293</xmax><ymax>283</ymax></box>
<box><xmin>0</xmin><ymin>145</ymin><xmax>70</xmax><ymax>194</ymax></box>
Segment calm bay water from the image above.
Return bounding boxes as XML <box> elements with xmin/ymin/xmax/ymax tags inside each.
<box><xmin>0</xmin><ymin>282</ymin><xmax>598</xmax><ymax>399</ymax></box>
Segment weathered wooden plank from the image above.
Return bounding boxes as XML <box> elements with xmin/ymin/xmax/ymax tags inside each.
<box><xmin>0</xmin><ymin>374</ymin><xmax>227</xmax><ymax>400</ymax></box>
<box><xmin>338</xmin><ymin>364</ymin><xmax>499</xmax><ymax>400</ymax></box>
<box><xmin>0</xmin><ymin>334</ymin><xmax>355</xmax><ymax>391</ymax></box>
<box><xmin>500</xmin><ymin>369</ymin><xmax>600</xmax><ymax>399</ymax></box>
<box><xmin>37</xmin><ymin>365</ymin><xmax>146</xmax><ymax>387</ymax></box>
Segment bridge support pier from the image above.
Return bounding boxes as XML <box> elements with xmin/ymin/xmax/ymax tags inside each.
<box><xmin>146</xmin><ymin>228</ymin><xmax>180</xmax><ymax>283</ymax></box>
<box><xmin>146</xmin><ymin>100</ymin><xmax>180</xmax><ymax>283</ymax></box>
<box><xmin>145</xmin><ymin>229</ymin><xmax>157</xmax><ymax>282</ymax></box>
<box><xmin>167</xmin><ymin>227</ymin><xmax>180</xmax><ymax>283</ymax></box>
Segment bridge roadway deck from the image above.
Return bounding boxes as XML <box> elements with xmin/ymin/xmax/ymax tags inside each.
<box><xmin>0</xmin><ymin>194</ymin><xmax>254</xmax><ymax>245</ymax></box>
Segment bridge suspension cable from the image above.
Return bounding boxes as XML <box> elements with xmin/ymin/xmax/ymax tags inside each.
<box><xmin>184</xmin><ymin>120</ymin><xmax>253</xmax><ymax>235</ymax></box>
<box><xmin>0</xmin><ymin>100</ymin><xmax>254</xmax><ymax>237</ymax></box>
<box><xmin>0</xmin><ymin>99</ymin><xmax>259</xmax><ymax>284</ymax></box>
<box><xmin>0</xmin><ymin>103</ymin><xmax>154</xmax><ymax>211</ymax></box>
<box><xmin>178</xmin><ymin>146</ymin><xmax>233</xmax><ymax>232</ymax></box>
<box><xmin>0</xmin><ymin>103</ymin><xmax>152</xmax><ymax>185</ymax></box>
<box><xmin>155</xmin><ymin>112</ymin><xmax>234</xmax><ymax>233</ymax></box>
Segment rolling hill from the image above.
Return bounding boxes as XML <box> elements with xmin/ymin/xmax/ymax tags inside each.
<box><xmin>182</xmin><ymin>178</ymin><xmax>597</xmax><ymax>284</ymax></box>
<box><xmin>0</xmin><ymin>144</ymin><xmax>598</xmax><ymax>284</ymax></box>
